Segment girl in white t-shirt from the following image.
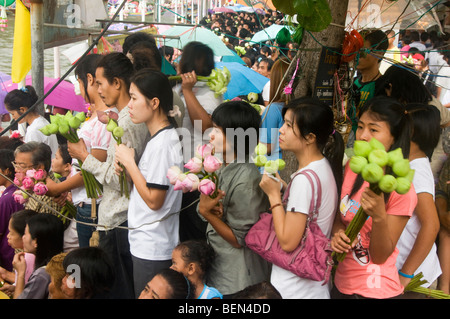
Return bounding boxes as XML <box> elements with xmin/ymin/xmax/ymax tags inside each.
<box><xmin>396</xmin><ymin>103</ymin><xmax>442</xmax><ymax>291</ymax></box>
<box><xmin>114</xmin><ymin>69</ymin><xmax>183</xmax><ymax>298</ymax></box>
<box><xmin>259</xmin><ymin>97</ymin><xmax>344</xmax><ymax>299</ymax></box>
<box><xmin>4</xmin><ymin>85</ymin><xmax>58</xmax><ymax>159</ymax></box>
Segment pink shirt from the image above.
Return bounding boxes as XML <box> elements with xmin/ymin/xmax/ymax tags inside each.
<box><xmin>334</xmin><ymin>165</ymin><xmax>417</xmax><ymax>299</ymax></box>
<box><xmin>78</xmin><ymin>110</ymin><xmax>115</xmax><ymax>152</ymax></box>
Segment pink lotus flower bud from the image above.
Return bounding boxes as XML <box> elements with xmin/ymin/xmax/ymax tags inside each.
<box><xmin>33</xmin><ymin>169</ymin><xmax>47</xmax><ymax>181</ymax></box>
<box><xmin>203</xmin><ymin>155</ymin><xmax>222</xmax><ymax>173</ymax></box>
<box><xmin>108</xmin><ymin>111</ymin><xmax>119</xmax><ymax>121</ymax></box>
<box><xmin>196</xmin><ymin>144</ymin><xmax>214</xmax><ymax>159</ymax></box>
<box><xmin>13</xmin><ymin>190</ymin><xmax>27</xmax><ymax>205</ymax></box>
<box><xmin>184</xmin><ymin>157</ymin><xmax>203</xmax><ymax>173</ymax></box>
<box><xmin>21</xmin><ymin>177</ymin><xmax>35</xmax><ymax>191</ymax></box>
<box><xmin>97</xmin><ymin>111</ymin><xmax>110</xmax><ymax>124</ymax></box>
<box><xmin>174</xmin><ymin>174</ymin><xmax>189</xmax><ymax>193</ymax></box>
<box><xmin>167</xmin><ymin>166</ymin><xmax>182</xmax><ymax>184</ymax></box>
<box><xmin>181</xmin><ymin>173</ymin><xmax>200</xmax><ymax>192</ymax></box>
<box><xmin>26</xmin><ymin>169</ymin><xmax>37</xmax><ymax>179</ymax></box>
<box><xmin>33</xmin><ymin>182</ymin><xmax>48</xmax><ymax>196</ymax></box>
<box><xmin>14</xmin><ymin>172</ymin><xmax>25</xmax><ymax>183</ymax></box>
<box><xmin>198</xmin><ymin>179</ymin><xmax>216</xmax><ymax>196</ymax></box>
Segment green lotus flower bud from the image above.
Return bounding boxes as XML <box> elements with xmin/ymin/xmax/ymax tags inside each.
<box><xmin>392</xmin><ymin>159</ymin><xmax>410</xmax><ymax>177</ymax></box>
<box><xmin>264</xmin><ymin>160</ymin><xmax>279</xmax><ymax>174</ymax></box>
<box><xmin>255</xmin><ymin>143</ymin><xmax>267</xmax><ymax>156</ymax></box>
<box><xmin>254</xmin><ymin>155</ymin><xmax>268</xmax><ymax>167</ymax></box>
<box><xmin>387</xmin><ymin>148</ymin><xmax>404</xmax><ymax>167</ymax></box>
<box><xmin>361</xmin><ymin>162</ymin><xmax>384</xmax><ymax>184</ymax></box>
<box><xmin>378</xmin><ymin>174</ymin><xmax>398</xmax><ymax>193</ymax></box>
<box><xmin>275</xmin><ymin>159</ymin><xmax>286</xmax><ymax>171</ymax></box>
<box><xmin>75</xmin><ymin>112</ymin><xmax>86</xmax><ymax>122</ymax></box>
<box><xmin>49</xmin><ymin>115</ymin><xmax>60</xmax><ymax>125</ymax></box>
<box><xmin>369</xmin><ymin>138</ymin><xmax>385</xmax><ymax>151</ymax></box>
<box><xmin>113</xmin><ymin>126</ymin><xmax>124</xmax><ymax>138</ymax></box>
<box><xmin>223</xmin><ymin>67</ymin><xmax>231</xmax><ymax>83</ymax></box>
<box><xmin>39</xmin><ymin>126</ymin><xmax>50</xmax><ymax>136</ymax></box>
<box><xmin>395</xmin><ymin>177</ymin><xmax>412</xmax><ymax>194</ymax></box>
<box><xmin>248</xmin><ymin>92</ymin><xmax>258</xmax><ymax>103</ymax></box>
<box><xmin>349</xmin><ymin>155</ymin><xmax>368</xmax><ymax>174</ymax></box>
<box><xmin>47</xmin><ymin>123</ymin><xmax>59</xmax><ymax>135</ymax></box>
<box><xmin>68</xmin><ymin>116</ymin><xmax>82</xmax><ymax>129</ymax></box>
<box><xmin>59</xmin><ymin>122</ymin><xmax>70</xmax><ymax>135</ymax></box>
<box><xmin>353</xmin><ymin>140</ymin><xmax>372</xmax><ymax>158</ymax></box>
<box><xmin>64</xmin><ymin>111</ymin><xmax>73</xmax><ymax>119</ymax></box>
<box><xmin>368</xmin><ymin>149</ymin><xmax>388</xmax><ymax>167</ymax></box>
<box><xmin>405</xmin><ymin>169</ymin><xmax>415</xmax><ymax>183</ymax></box>
<box><xmin>106</xmin><ymin>119</ymin><xmax>118</xmax><ymax>132</ymax></box>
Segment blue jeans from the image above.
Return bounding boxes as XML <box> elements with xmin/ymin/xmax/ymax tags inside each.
<box><xmin>76</xmin><ymin>203</ymin><xmax>98</xmax><ymax>248</ymax></box>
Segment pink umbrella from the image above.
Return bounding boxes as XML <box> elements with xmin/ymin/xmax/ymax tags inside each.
<box><xmin>2</xmin><ymin>76</ymin><xmax>88</xmax><ymax>112</ymax></box>
<box><xmin>214</xmin><ymin>7</ymin><xmax>234</xmax><ymax>13</ymax></box>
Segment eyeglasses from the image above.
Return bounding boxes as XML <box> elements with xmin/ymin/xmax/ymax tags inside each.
<box><xmin>11</xmin><ymin>161</ymin><xmax>35</xmax><ymax>170</ymax></box>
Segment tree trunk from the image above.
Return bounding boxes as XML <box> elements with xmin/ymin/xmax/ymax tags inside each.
<box><xmin>279</xmin><ymin>0</ymin><xmax>350</xmax><ymax>182</ymax></box>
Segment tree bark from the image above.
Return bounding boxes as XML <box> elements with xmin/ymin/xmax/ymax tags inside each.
<box><xmin>280</xmin><ymin>0</ymin><xmax>350</xmax><ymax>182</ymax></box>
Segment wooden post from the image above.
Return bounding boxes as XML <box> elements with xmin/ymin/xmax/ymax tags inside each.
<box><xmin>30</xmin><ymin>0</ymin><xmax>45</xmax><ymax>116</ymax></box>
<box><xmin>280</xmin><ymin>0</ymin><xmax>350</xmax><ymax>182</ymax></box>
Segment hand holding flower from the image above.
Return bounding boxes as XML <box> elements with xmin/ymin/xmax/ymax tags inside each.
<box><xmin>198</xmin><ymin>190</ymin><xmax>225</xmax><ymax>219</ymax></box>
<box><xmin>259</xmin><ymin>171</ymin><xmax>282</xmax><ymax>201</ymax></box>
<box><xmin>67</xmin><ymin>139</ymin><xmax>89</xmax><ymax>162</ymax></box>
<box><xmin>114</xmin><ymin>143</ymin><xmax>135</xmax><ymax>169</ymax></box>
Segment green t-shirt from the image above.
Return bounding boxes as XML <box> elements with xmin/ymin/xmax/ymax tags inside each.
<box><xmin>348</xmin><ymin>77</ymin><xmax>383</xmax><ymax>133</ymax></box>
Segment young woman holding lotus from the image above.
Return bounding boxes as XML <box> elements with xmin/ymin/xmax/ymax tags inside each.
<box><xmin>331</xmin><ymin>96</ymin><xmax>417</xmax><ymax>299</ymax></box>
<box><xmin>259</xmin><ymin>97</ymin><xmax>344</xmax><ymax>299</ymax></box>
<box><xmin>198</xmin><ymin>101</ymin><xmax>271</xmax><ymax>298</ymax></box>
<box><xmin>114</xmin><ymin>69</ymin><xmax>183</xmax><ymax>298</ymax></box>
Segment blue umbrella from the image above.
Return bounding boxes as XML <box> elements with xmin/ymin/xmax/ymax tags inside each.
<box><xmin>221</xmin><ymin>49</ymin><xmax>246</xmax><ymax>65</ymax></box>
<box><xmin>251</xmin><ymin>24</ymin><xmax>293</xmax><ymax>44</ymax></box>
<box><xmin>215</xmin><ymin>62</ymin><xmax>269</xmax><ymax>100</ymax></box>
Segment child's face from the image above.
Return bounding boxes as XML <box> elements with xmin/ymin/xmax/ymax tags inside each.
<box><xmin>51</xmin><ymin>149</ymin><xmax>68</xmax><ymax>175</ymax></box>
<box><xmin>356</xmin><ymin>111</ymin><xmax>394</xmax><ymax>151</ymax></box>
<box><xmin>209</xmin><ymin>124</ymin><xmax>233</xmax><ymax>156</ymax></box>
<box><xmin>170</xmin><ymin>248</ymin><xmax>189</xmax><ymax>277</ymax></box>
<box><xmin>7</xmin><ymin>219</ymin><xmax>23</xmax><ymax>250</ymax></box>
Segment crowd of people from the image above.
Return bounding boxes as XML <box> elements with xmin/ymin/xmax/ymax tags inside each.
<box><xmin>0</xmin><ymin>10</ymin><xmax>449</xmax><ymax>300</ymax></box>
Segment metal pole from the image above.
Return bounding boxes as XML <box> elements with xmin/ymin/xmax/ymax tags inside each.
<box><xmin>53</xmin><ymin>47</ymin><xmax>60</xmax><ymax>78</ymax></box>
<box><xmin>30</xmin><ymin>0</ymin><xmax>44</xmax><ymax>116</ymax></box>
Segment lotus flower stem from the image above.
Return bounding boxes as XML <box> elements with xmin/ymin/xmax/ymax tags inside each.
<box><xmin>404</xmin><ymin>272</ymin><xmax>450</xmax><ymax>299</ymax></box>
<box><xmin>332</xmin><ymin>183</ymin><xmax>381</xmax><ymax>263</ymax></box>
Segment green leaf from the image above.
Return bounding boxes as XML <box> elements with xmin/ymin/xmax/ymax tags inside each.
<box><xmin>272</xmin><ymin>0</ymin><xmax>297</xmax><ymax>16</ymax></box>
<box><xmin>293</xmin><ymin>0</ymin><xmax>317</xmax><ymax>17</ymax></box>
<box><xmin>296</xmin><ymin>0</ymin><xmax>332</xmax><ymax>32</ymax></box>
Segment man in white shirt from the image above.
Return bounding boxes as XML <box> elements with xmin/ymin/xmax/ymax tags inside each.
<box><xmin>68</xmin><ymin>52</ymin><xmax>149</xmax><ymax>299</ymax></box>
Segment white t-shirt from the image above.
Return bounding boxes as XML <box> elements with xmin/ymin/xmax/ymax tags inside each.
<box><xmin>396</xmin><ymin>157</ymin><xmax>442</xmax><ymax>286</ymax></box>
<box><xmin>262</xmin><ymin>80</ymin><xmax>270</xmax><ymax>102</ymax></box>
<box><xmin>175</xmin><ymin>82</ymin><xmax>222</xmax><ymax>160</ymax></box>
<box><xmin>436</xmin><ymin>62</ymin><xmax>450</xmax><ymax>106</ymax></box>
<box><xmin>24</xmin><ymin>116</ymin><xmax>58</xmax><ymax>159</ymax></box>
<box><xmin>270</xmin><ymin>158</ymin><xmax>337</xmax><ymax>299</ymax></box>
<box><xmin>128</xmin><ymin>126</ymin><xmax>183</xmax><ymax>261</ymax></box>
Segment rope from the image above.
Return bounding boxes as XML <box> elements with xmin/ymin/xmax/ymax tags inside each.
<box><xmin>0</xmin><ymin>170</ymin><xmax>200</xmax><ymax>232</ymax></box>
<box><xmin>0</xmin><ymin>0</ymin><xmax>129</xmax><ymax>137</ymax></box>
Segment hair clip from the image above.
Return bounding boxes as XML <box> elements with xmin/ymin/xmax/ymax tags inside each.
<box><xmin>19</xmin><ymin>87</ymin><xmax>29</xmax><ymax>93</ymax></box>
